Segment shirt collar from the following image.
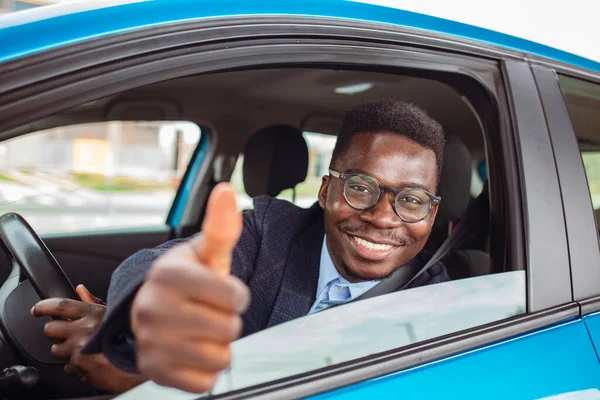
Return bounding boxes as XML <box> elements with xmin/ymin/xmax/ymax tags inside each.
<box><xmin>316</xmin><ymin>235</ymin><xmax>380</xmax><ymax>300</ymax></box>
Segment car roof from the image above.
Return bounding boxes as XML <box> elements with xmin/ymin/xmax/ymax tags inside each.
<box><xmin>1</xmin><ymin>0</ymin><xmax>599</xmax><ymax>73</ymax></box>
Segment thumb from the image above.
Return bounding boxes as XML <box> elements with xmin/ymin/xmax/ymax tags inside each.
<box><xmin>76</xmin><ymin>284</ymin><xmax>104</xmax><ymax>305</ymax></box>
<box><xmin>192</xmin><ymin>182</ymin><xmax>242</xmax><ymax>275</ymax></box>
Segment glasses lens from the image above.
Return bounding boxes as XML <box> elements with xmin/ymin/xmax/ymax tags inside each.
<box><xmin>394</xmin><ymin>189</ymin><xmax>431</xmax><ymax>222</ymax></box>
<box><xmin>343</xmin><ymin>174</ymin><xmax>381</xmax><ymax>209</ymax></box>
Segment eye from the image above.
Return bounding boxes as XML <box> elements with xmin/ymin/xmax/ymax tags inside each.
<box><xmin>400</xmin><ymin>196</ymin><xmax>423</xmax><ymax>204</ymax></box>
<box><xmin>348</xmin><ymin>184</ymin><xmax>373</xmax><ymax>195</ymax></box>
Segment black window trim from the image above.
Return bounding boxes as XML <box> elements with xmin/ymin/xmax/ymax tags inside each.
<box><xmin>533</xmin><ymin>66</ymin><xmax>600</xmax><ymax>312</ymax></box>
<box><xmin>502</xmin><ymin>60</ymin><xmax>572</xmax><ymax>311</ymax></box>
<box><xmin>0</xmin><ymin>19</ymin><xmax>574</xmax><ymax>399</ymax></box>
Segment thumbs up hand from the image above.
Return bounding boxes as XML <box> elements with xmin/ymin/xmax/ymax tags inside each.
<box><xmin>195</xmin><ymin>181</ymin><xmax>243</xmax><ymax>275</ymax></box>
<box><xmin>131</xmin><ymin>183</ymin><xmax>250</xmax><ymax>393</ymax></box>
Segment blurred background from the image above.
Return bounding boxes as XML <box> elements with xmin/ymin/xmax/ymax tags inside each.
<box><xmin>0</xmin><ymin>120</ymin><xmax>335</xmax><ymax>235</ymax></box>
<box><xmin>0</xmin><ymin>0</ymin><xmax>56</xmax><ymax>13</ymax></box>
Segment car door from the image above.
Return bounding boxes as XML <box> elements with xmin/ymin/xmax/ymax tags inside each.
<box><xmin>534</xmin><ymin>65</ymin><xmax>600</xmax><ymax>359</ymax></box>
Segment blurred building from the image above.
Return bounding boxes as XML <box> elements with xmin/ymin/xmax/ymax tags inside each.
<box><xmin>0</xmin><ymin>121</ymin><xmax>201</xmax><ymax>183</ymax></box>
<box><xmin>0</xmin><ymin>0</ymin><xmax>57</xmax><ymax>14</ymax></box>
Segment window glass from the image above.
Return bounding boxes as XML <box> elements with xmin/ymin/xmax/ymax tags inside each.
<box><xmin>582</xmin><ymin>152</ymin><xmax>600</xmax><ymax>209</ymax></box>
<box><xmin>214</xmin><ymin>272</ymin><xmax>524</xmax><ymax>394</ymax></box>
<box><xmin>232</xmin><ymin>132</ymin><xmax>336</xmax><ymax>209</ymax></box>
<box><xmin>117</xmin><ymin>272</ymin><xmax>525</xmax><ymax>398</ymax></box>
<box><xmin>470</xmin><ymin>161</ymin><xmax>485</xmax><ymax>197</ymax></box>
<box><xmin>0</xmin><ymin>121</ymin><xmax>201</xmax><ymax>234</ymax></box>
<box><xmin>558</xmin><ymin>75</ymin><xmax>600</xmax><ymax>230</ymax></box>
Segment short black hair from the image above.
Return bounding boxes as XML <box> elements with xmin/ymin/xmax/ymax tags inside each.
<box><xmin>331</xmin><ymin>98</ymin><xmax>445</xmax><ymax>182</ymax></box>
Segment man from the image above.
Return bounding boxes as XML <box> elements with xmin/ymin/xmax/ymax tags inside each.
<box><xmin>32</xmin><ymin>98</ymin><xmax>449</xmax><ymax>393</ymax></box>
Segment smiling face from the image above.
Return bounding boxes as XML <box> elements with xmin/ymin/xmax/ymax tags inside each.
<box><xmin>318</xmin><ymin>132</ymin><xmax>439</xmax><ymax>282</ymax></box>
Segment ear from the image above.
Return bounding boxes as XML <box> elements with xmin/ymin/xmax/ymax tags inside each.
<box><xmin>318</xmin><ymin>175</ymin><xmax>330</xmax><ymax>209</ymax></box>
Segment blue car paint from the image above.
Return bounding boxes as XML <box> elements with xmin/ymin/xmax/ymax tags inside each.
<box><xmin>583</xmin><ymin>312</ymin><xmax>600</xmax><ymax>361</ymax></box>
<box><xmin>1</xmin><ymin>0</ymin><xmax>600</xmax><ymax>73</ymax></box>
<box><xmin>166</xmin><ymin>131</ymin><xmax>209</xmax><ymax>227</ymax></box>
<box><xmin>309</xmin><ymin>320</ymin><xmax>600</xmax><ymax>400</ymax></box>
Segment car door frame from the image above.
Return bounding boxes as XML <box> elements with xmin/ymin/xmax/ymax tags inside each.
<box><xmin>531</xmin><ymin>63</ymin><xmax>600</xmax><ymax>313</ymax></box>
<box><xmin>0</xmin><ymin>15</ymin><xmax>576</xmax><ymax>398</ymax></box>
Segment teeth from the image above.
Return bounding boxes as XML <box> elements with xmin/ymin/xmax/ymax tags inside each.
<box><xmin>353</xmin><ymin>236</ymin><xmax>393</xmax><ymax>251</ymax></box>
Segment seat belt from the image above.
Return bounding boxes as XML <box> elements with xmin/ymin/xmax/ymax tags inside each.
<box><xmin>352</xmin><ymin>183</ymin><xmax>489</xmax><ymax>302</ymax></box>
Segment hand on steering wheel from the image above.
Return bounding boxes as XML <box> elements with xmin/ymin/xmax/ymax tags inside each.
<box><xmin>0</xmin><ymin>212</ymin><xmax>134</xmax><ymax>395</ymax></box>
<box><xmin>31</xmin><ymin>285</ymin><xmax>145</xmax><ymax>393</ymax></box>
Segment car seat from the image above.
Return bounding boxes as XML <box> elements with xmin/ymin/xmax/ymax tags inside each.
<box><xmin>428</xmin><ymin>136</ymin><xmax>473</xmax><ymax>252</ymax></box>
<box><xmin>445</xmin><ymin>184</ymin><xmax>492</xmax><ymax>279</ymax></box>
<box><xmin>242</xmin><ymin>124</ymin><xmax>309</xmax><ymax>199</ymax></box>
<box><xmin>428</xmin><ymin>136</ymin><xmax>491</xmax><ymax>279</ymax></box>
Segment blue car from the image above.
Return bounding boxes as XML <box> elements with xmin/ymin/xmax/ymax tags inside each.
<box><xmin>0</xmin><ymin>1</ymin><xmax>600</xmax><ymax>399</ymax></box>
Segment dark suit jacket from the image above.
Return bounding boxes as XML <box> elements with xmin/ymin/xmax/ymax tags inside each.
<box><xmin>83</xmin><ymin>196</ymin><xmax>449</xmax><ymax>373</ymax></box>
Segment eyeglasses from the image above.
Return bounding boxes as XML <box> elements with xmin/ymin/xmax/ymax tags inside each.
<box><xmin>329</xmin><ymin>169</ymin><xmax>441</xmax><ymax>223</ymax></box>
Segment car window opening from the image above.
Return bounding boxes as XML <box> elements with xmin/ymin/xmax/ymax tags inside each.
<box><xmin>2</xmin><ymin>63</ymin><xmax>524</xmax><ymax>398</ymax></box>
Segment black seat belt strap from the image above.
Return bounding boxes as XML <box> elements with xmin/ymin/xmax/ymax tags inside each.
<box><xmin>352</xmin><ymin>184</ymin><xmax>489</xmax><ymax>302</ymax></box>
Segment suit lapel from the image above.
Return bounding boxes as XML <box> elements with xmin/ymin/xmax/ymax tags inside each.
<box><xmin>267</xmin><ymin>207</ymin><xmax>324</xmax><ymax>328</ymax></box>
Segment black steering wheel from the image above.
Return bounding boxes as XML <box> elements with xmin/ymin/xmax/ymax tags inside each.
<box><xmin>0</xmin><ymin>213</ymin><xmax>93</xmax><ymax>398</ymax></box>
<box><xmin>0</xmin><ymin>213</ymin><xmax>76</xmax><ymax>301</ymax></box>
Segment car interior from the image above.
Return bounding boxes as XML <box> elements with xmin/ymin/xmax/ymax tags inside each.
<box><xmin>0</xmin><ymin>67</ymin><xmax>499</xmax><ymax>399</ymax></box>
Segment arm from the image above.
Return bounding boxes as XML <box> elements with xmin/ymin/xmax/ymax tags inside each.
<box><xmin>82</xmin><ymin>195</ymin><xmax>263</xmax><ymax>376</ymax></box>
<box><xmin>80</xmin><ymin>238</ymin><xmax>190</xmax><ymax>373</ymax></box>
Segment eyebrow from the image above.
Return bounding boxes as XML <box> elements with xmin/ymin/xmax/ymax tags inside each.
<box><xmin>344</xmin><ymin>168</ymin><xmax>433</xmax><ymax>193</ymax></box>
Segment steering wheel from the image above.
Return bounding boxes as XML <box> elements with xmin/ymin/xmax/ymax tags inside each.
<box><xmin>0</xmin><ymin>213</ymin><xmax>76</xmax><ymax>301</ymax></box>
<box><xmin>0</xmin><ymin>213</ymin><xmax>93</xmax><ymax>398</ymax></box>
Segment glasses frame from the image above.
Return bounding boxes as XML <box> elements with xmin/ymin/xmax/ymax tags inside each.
<box><xmin>329</xmin><ymin>169</ymin><xmax>441</xmax><ymax>223</ymax></box>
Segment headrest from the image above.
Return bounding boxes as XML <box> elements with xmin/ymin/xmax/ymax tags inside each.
<box><xmin>243</xmin><ymin>124</ymin><xmax>309</xmax><ymax>198</ymax></box>
<box><xmin>436</xmin><ymin>136</ymin><xmax>472</xmax><ymax>221</ymax></box>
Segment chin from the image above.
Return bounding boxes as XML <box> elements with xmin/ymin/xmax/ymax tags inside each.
<box><xmin>343</xmin><ymin>262</ymin><xmax>396</xmax><ymax>281</ymax></box>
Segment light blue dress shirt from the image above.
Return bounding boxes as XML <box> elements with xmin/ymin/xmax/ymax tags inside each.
<box><xmin>308</xmin><ymin>235</ymin><xmax>380</xmax><ymax>314</ymax></box>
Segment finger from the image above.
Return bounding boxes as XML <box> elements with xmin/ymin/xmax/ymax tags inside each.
<box><xmin>135</xmin><ymin>294</ymin><xmax>243</xmax><ymax>344</ymax></box>
<box><xmin>51</xmin><ymin>342</ymin><xmax>74</xmax><ymax>361</ymax></box>
<box><xmin>32</xmin><ymin>298</ymin><xmax>89</xmax><ymax>320</ymax></box>
<box><xmin>70</xmin><ymin>352</ymin><xmax>110</xmax><ymax>371</ymax></box>
<box><xmin>64</xmin><ymin>361</ymin><xmax>84</xmax><ymax>378</ymax></box>
<box><xmin>64</xmin><ymin>352</ymin><xmax>97</xmax><ymax>377</ymax></box>
<box><xmin>43</xmin><ymin>320</ymin><xmax>71</xmax><ymax>340</ymax></box>
<box><xmin>193</xmin><ymin>183</ymin><xmax>242</xmax><ymax>275</ymax></box>
<box><xmin>76</xmin><ymin>285</ymin><xmax>105</xmax><ymax>305</ymax></box>
<box><xmin>149</xmin><ymin>259</ymin><xmax>250</xmax><ymax>313</ymax></box>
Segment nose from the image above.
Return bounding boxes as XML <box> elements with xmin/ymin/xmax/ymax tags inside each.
<box><xmin>359</xmin><ymin>192</ymin><xmax>403</xmax><ymax>229</ymax></box>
